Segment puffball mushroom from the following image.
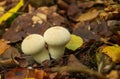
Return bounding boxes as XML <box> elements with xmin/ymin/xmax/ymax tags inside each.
<box><xmin>21</xmin><ymin>34</ymin><xmax>50</xmax><ymax>63</ymax></box>
<box><xmin>43</xmin><ymin>26</ymin><xmax>71</xmax><ymax>59</ymax></box>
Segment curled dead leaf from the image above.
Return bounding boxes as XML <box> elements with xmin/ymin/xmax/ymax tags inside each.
<box><xmin>0</xmin><ymin>47</ymin><xmax>21</xmax><ymax>67</ymax></box>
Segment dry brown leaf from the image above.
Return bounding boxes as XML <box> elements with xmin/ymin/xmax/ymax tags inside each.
<box><xmin>0</xmin><ymin>40</ymin><xmax>10</xmax><ymax>55</ymax></box>
<box><xmin>0</xmin><ymin>47</ymin><xmax>22</xmax><ymax>67</ymax></box>
<box><xmin>67</xmin><ymin>54</ymin><xmax>88</xmax><ymax>69</ymax></box>
<box><xmin>76</xmin><ymin>9</ymin><xmax>99</xmax><ymax>22</ymax></box>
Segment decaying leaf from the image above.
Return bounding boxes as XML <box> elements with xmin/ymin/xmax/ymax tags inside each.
<box><xmin>66</xmin><ymin>34</ymin><xmax>83</xmax><ymax>51</ymax></box>
<box><xmin>0</xmin><ymin>46</ymin><xmax>28</xmax><ymax>67</ymax></box>
<box><xmin>73</xmin><ymin>22</ymin><xmax>100</xmax><ymax>42</ymax></box>
<box><xmin>67</xmin><ymin>54</ymin><xmax>88</xmax><ymax>69</ymax></box>
<box><xmin>96</xmin><ymin>49</ymin><xmax>114</xmax><ymax>73</ymax></box>
<box><xmin>29</xmin><ymin>0</ymin><xmax>55</xmax><ymax>8</ymax></box>
<box><xmin>5</xmin><ymin>68</ymin><xmax>32</xmax><ymax>79</ymax></box>
<box><xmin>0</xmin><ymin>46</ymin><xmax>20</xmax><ymax>59</ymax></box>
<box><xmin>5</xmin><ymin>67</ymin><xmax>48</xmax><ymax>79</ymax></box>
<box><xmin>2</xmin><ymin>6</ymin><xmax>65</xmax><ymax>43</ymax></box>
<box><xmin>0</xmin><ymin>40</ymin><xmax>10</xmax><ymax>55</ymax></box>
<box><xmin>0</xmin><ymin>0</ymin><xmax>24</xmax><ymax>24</ymax></box>
<box><xmin>35</xmin><ymin>69</ymin><xmax>49</xmax><ymax>79</ymax></box>
<box><xmin>102</xmin><ymin>44</ymin><xmax>120</xmax><ymax>63</ymax></box>
<box><xmin>76</xmin><ymin>9</ymin><xmax>99</xmax><ymax>22</ymax></box>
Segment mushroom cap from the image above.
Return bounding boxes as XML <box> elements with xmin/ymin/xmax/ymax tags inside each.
<box><xmin>44</xmin><ymin>26</ymin><xmax>71</xmax><ymax>46</ymax></box>
<box><xmin>21</xmin><ymin>34</ymin><xmax>45</xmax><ymax>55</ymax></box>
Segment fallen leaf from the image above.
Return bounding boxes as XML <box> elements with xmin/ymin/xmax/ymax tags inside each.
<box><xmin>5</xmin><ymin>68</ymin><xmax>29</xmax><ymax>79</ymax></box>
<box><xmin>66</xmin><ymin>34</ymin><xmax>83</xmax><ymax>51</ymax></box>
<box><xmin>0</xmin><ymin>0</ymin><xmax>24</xmax><ymax>24</ymax></box>
<box><xmin>67</xmin><ymin>54</ymin><xmax>88</xmax><ymax>69</ymax></box>
<box><xmin>90</xmin><ymin>20</ymin><xmax>112</xmax><ymax>37</ymax></box>
<box><xmin>2</xmin><ymin>6</ymin><xmax>65</xmax><ymax>43</ymax></box>
<box><xmin>76</xmin><ymin>9</ymin><xmax>99</xmax><ymax>22</ymax></box>
<box><xmin>102</xmin><ymin>44</ymin><xmax>120</xmax><ymax>63</ymax></box>
<box><xmin>5</xmin><ymin>67</ymin><xmax>48</xmax><ymax>79</ymax></box>
<box><xmin>0</xmin><ymin>46</ymin><xmax>20</xmax><ymax>59</ymax></box>
<box><xmin>107</xmin><ymin>70</ymin><xmax>120</xmax><ymax>79</ymax></box>
<box><xmin>67</xmin><ymin>3</ymin><xmax>80</xmax><ymax>16</ymax></box>
<box><xmin>96</xmin><ymin>47</ymin><xmax>114</xmax><ymax>73</ymax></box>
<box><xmin>0</xmin><ymin>47</ymin><xmax>21</xmax><ymax>67</ymax></box>
<box><xmin>49</xmin><ymin>72</ymin><xmax>58</xmax><ymax>79</ymax></box>
<box><xmin>73</xmin><ymin>22</ymin><xmax>101</xmax><ymax>42</ymax></box>
<box><xmin>0</xmin><ymin>40</ymin><xmax>10</xmax><ymax>55</ymax></box>
<box><xmin>35</xmin><ymin>69</ymin><xmax>49</xmax><ymax>79</ymax></box>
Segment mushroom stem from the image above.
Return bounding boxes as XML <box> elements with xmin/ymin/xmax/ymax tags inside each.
<box><xmin>32</xmin><ymin>47</ymin><xmax>50</xmax><ymax>63</ymax></box>
<box><xmin>43</xmin><ymin>26</ymin><xmax>71</xmax><ymax>60</ymax></box>
<box><xmin>21</xmin><ymin>34</ymin><xmax>50</xmax><ymax>64</ymax></box>
<box><xmin>48</xmin><ymin>46</ymin><xmax>65</xmax><ymax>59</ymax></box>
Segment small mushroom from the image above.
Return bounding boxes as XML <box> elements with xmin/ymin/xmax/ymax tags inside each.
<box><xmin>43</xmin><ymin>26</ymin><xmax>71</xmax><ymax>59</ymax></box>
<box><xmin>21</xmin><ymin>34</ymin><xmax>50</xmax><ymax>63</ymax></box>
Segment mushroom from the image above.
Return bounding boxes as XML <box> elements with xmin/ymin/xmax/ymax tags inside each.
<box><xmin>21</xmin><ymin>34</ymin><xmax>50</xmax><ymax>63</ymax></box>
<box><xmin>43</xmin><ymin>26</ymin><xmax>71</xmax><ymax>59</ymax></box>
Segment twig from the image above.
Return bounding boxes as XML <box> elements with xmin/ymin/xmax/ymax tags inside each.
<box><xmin>51</xmin><ymin>66</ymin><xmax>107</xmax><ymax>79</ymax></box>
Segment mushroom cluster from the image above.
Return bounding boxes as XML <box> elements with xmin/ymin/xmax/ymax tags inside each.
<box><xmin>21</xmin><ymin>26</ymin><xmax>71</xmax><ymax>64</ymax></box>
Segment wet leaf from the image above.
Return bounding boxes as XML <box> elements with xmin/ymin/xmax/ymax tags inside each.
<box><xmin>0</xmin><ymin>0</ymin><xmax>24</xmax><ymax>24</ymax></box>
<box><xmin>102</xmin><ymin>44</ymin><xmax>120</xmax><ymax>63</ymax></box>
<box><xmin>66</xmin><ymin>34</ymin><xmax>83</xmax><ymax>51</ymax></box>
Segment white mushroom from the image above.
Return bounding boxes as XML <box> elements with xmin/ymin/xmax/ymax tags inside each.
<box><xmin>43</xmin><ymin>26</ymin><xmax>71</xmax><ymax>59</ymax></box>
<box><xmin>21</xmin><ymin>34</ymin><xmax>50</xmax><ymax>63</ymax></box>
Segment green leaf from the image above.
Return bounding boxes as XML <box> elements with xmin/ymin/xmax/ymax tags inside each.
<box><xmin>0</xmin><ymin>0</ymin><xmax>24</xmax><ymax>24</ymax></box>
<box><xmin>66</xmin><ymin>34</ymin><xmax>83</xmax><ymax>51</ymax></box>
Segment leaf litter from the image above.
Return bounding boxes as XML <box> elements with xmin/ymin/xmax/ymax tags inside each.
<box><xmin>0</xmin><ymin>0</ymin><xmax>120</xmax><ymax>79</ymax></box>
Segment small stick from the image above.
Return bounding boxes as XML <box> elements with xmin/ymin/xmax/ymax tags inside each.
<box><xmin>51</xmin><ymin>66</ymin><xmax>107</xmax><ymax>79</ymax></box>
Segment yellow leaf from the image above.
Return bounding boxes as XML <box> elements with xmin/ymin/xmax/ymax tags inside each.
<box><xmin>102</xmin><ymin>44</ymin><xmax>120</xmax><ymax>63</ymax></box>
<box><xmin>0</xmin><ymin>0</ymin><xmax>24</xmax><ymax>24</ymax></box>
<box><xmin>66</xmin><ymin>34</ymin><xmax>83</xmax><ymax>51</ymax></box>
